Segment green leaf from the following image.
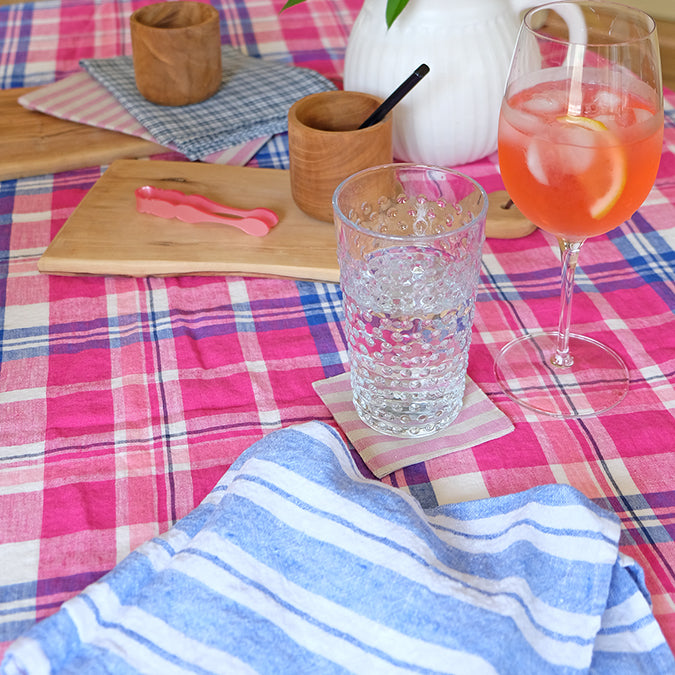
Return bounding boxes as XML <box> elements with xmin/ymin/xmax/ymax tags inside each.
<box><xmin>281</xmin><ymin>0</ymin><xmax>410</xmax><ymax>28</ymax></box>
<box><xmin>281</xmin><ymin>0</ymin><xmax>307</xmax><ymax>10</ymax></box>
<box><xmin>385</xmin><ymin>0</ymin><xmax>410</xmax><ymax>28</ymax></box>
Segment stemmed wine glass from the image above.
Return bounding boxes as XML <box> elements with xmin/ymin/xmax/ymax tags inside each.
<box><xmin>495</xmin><ymin>0</ymin><xmax>664</xmax><ymax>418</ymax></box>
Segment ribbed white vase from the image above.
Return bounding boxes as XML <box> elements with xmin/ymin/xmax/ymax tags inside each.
<box><xmin>343</xmin><ymin>0</ymin><xmax>527</xmax><ymax>166</ymax></box>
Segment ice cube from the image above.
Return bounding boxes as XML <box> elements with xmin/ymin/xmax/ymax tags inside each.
<box><xmin>505</xmin><ymin>105</ymin><xmax>548</xmax><ymax>141</ymax></box>
<box><xmin>522</xmin><ymin>91</ymin><xmax>566</xmax><ymax>116</ymax></box>
<box><xmin>559</xmin><ymin>122</ymin><xmax>598</xmax><ymax>149</ymax></box>
<box><xmin>632</xmin><ymin>106</ymin><xmax>653</xmax><ymax>124</ymax></box>
<box><xmin>526</xmin><ymin>141</ymin><xmax>550</xmax><ymax>185</ymax></box>
<box><xmin>557</xmin><ymin>123</ymin><xmax>596</xmax><ymax>173</ymax></box>
<box><xmin>590</xmin><ymin>89</ymin><xmax>621</xmax><ymax>115</ymax></box>
<box><xmin>558</xmin><ymin>145</ymin><xmax>595</xmax><ymax>175</ymax></box>
<box><xmin>594</xmin><ymin>114</ymin><xmax>616</xmax><ymax>131</ymax></box>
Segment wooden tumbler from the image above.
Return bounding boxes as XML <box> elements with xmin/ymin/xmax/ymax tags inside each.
<box><xmin>288</xmin><ymin>91</ymin><xmax>393</xmax><ymax>223</ymax></box>
<box><xmin>130</xmin><ymin>1</ymin><xmax>222</xmax><ymax>106</ymax></box>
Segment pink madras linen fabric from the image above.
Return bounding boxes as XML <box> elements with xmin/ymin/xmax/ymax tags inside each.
<box><xmin>1</xmin><ymin>0</ymin><xmax>675</xmax><ymax>665</ymax></box>
<box><xmin>18</xmin><ymin>72</ymin><xmax>270</xmax><ymax>165</ymax></box>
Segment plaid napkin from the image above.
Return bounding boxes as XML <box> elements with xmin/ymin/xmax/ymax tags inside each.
<box><xmin>18</xmin><ymin>71</ymin><xmax>269</xmax><ymax>165</ymax></box>
<box><xmin>1</xmin><ymin>422</ymin><xmax>672</xmax><ymax>674</ymax></box>
<box><xmin>80</xmin><ymin>46</ymin><xmax>336</xmax><ymax>161</ymax></box>
<box><xmin>313</xmin><ymin>371</ymin><xmax>514</xmax><ymax>477</ymax></box>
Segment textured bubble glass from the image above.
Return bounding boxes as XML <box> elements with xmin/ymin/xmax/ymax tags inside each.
<box><xmin>333</xmin><ymin>164</ymin><xmax>487</xmax><ymax>438</ymax></box>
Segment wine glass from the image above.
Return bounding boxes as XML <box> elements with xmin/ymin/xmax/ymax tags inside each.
<box><xmin>494</xmin><ymin>0</ymin><xmax>664</xmax><ymax>418</ymax></box>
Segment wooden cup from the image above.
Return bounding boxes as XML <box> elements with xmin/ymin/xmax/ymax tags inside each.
<box><xmin>130</xmin><ymin>1</ymin><xmax>222</xmax><ymax>106</ymax></box>
<box><xmin>288</xmin><ymin>91</ymin><xmax>393</xmax><ymax>222</ymax></box>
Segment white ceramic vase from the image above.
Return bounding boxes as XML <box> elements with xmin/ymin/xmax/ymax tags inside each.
<box><xmin>343</xmin><ymin>0</ymin><xmax>532</xmax><ymax>166</ymax></box>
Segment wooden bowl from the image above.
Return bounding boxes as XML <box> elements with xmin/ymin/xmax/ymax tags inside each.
<box><xmin>288</xmin><ymin>91</ymin><xmax>393</xmax><ymax>223</ymax></box>
<box><xmin>130</xmin><ymin>1</ymin><xmax>222</xmax><ymax>106</ymax></box>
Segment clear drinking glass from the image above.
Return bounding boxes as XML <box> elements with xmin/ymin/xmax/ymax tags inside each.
<box><xmin>495</xmin><ymin>0</ymin><xmax>664</xmax><ymax>418</ymax></box>
<box><xmin>333</xmin><ymin>164</ymin><xmax>487</xmax><ymax>438</ymax></box>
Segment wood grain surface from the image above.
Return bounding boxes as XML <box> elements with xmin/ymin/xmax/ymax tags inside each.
<box><xmin>288</xmin><ymin>90</ymin><xmax>391</xmax><ymax>222</ymax></box>
<box><xmin>130</xmin><ymin>1</ymin><xmax>222</xmax><ymax>106</ymax></box>
<box><xmin>38</xmin><ymin>159</ymin><xmax>341</xmax><ymax>282</ymax></box>
<box><xmin>0</xmin><ymin>87</ymin><xmax>166</xmax><ymax>180</ymax></box>
<box><xmin>657</xmin><ymin>19</ymin><xmax>675</xmax><ymax>92</ymax></box>
<box><xmin>37</xmin><ymin>159</ymin><xmax>532</xmax><ymax>282</ymax></box>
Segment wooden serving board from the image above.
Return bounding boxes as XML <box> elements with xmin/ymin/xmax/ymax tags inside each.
<box><xmin>0</xmin><ymin>87</ymin><xmax>165</xmax><ymax>180</ymax></box>
<box><xmin>38</xmin><ymin>159</ymin><xmax>340</xmax><ymax>283</ymax></box>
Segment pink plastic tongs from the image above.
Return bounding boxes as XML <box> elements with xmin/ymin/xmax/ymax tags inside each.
<box><xmin>135</xmin><ymin>186</ymin><xmax>279</xmax><ymax>237</ymax></box>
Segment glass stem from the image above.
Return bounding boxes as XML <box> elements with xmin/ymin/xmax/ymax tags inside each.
<box><xmin>551</xmin><ymin>238</ymin><xmax>584</xmax><ymax>368</ymax></box>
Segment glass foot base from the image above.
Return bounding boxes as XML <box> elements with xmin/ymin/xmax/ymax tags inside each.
<box><xmin>494</xmin><ymin>331</ymin><xmax>629</xmax><ymax>418</ymax></box>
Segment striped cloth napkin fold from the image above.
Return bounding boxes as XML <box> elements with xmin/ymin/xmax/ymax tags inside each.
<box><xmin>313</xmin><ymin>371</ymin><xmax>514</xmax><ymax>477</ymax></box>
<box><xmin>18</xmin><ymin>71</ymin><xmax>269</xmax><ymax>165</ymax></box>
<box><xmin>79</xmin><ymin>46</ymin><xmax>337</xmax><ymax>161</ymax></box>
<box><xmin>1</xmin><ymin>421</ymin><xmax>672</xmax><ymax>674</ymax></box>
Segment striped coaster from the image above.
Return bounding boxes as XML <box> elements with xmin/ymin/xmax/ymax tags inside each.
<box><xmin>313</xmin><ymin>371</ymin><xmax>514</xmax><ymax>478</ymax></box>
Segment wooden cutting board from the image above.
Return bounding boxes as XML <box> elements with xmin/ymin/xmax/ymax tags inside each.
<box><xmin>0</xmin><ymin>87</ymin><xmax>165</xmax><ymax>180</ymax></box>
<box><xmin>38</xmin><ymin>159</ymin><xmax>340</xmax><ymax>282</ymax></box>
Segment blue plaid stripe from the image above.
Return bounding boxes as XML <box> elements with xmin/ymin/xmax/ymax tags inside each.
<box><xmin>296</xmin><ymin>280</ymin><xmax>346</xmax><ymax>378</ymax></box>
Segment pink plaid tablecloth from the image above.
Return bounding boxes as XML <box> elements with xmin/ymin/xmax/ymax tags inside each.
<box><xmin>1</xmin><ymin>0</ymin><xmax>675</xmax><ymax>664</ymax></box>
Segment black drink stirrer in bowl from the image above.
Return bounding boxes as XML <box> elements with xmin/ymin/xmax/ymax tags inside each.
<box><xmin>358</xmin><ymin>64</ymin><xmax>430</xmax><ymax>129</ymax></box>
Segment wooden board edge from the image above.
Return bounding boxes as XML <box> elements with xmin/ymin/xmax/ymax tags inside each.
<box><xmin>0</xmin><ymin>89</ymin><xmax>168</xmax><ymax>181</ymax></box>
<box><xmin>37</xmin><ymin>255</ymin><xmax>340</xmax><ymax>284</ymax></box>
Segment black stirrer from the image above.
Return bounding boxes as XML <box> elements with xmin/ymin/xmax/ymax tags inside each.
<box><xmin>358</xmin><ymin>63</ymin><xmax>430</xmax><ymax>130</ymax></box>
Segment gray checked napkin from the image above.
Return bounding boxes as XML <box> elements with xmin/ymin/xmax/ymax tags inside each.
<box><xmin>80</xmin><ymin>46</ymin><xmax>336</xmax><ymax>161</ymax></box>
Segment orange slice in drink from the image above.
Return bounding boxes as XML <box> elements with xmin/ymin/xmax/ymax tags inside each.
<box><xmin>524</xmin><ymin>115</ymin><xmax>627</xmax><ymax>219</ymax></box>
<box><xmin>556</xmin><ymin>115</ymin><xmax>627</xmax><ymax>219</ymax></box>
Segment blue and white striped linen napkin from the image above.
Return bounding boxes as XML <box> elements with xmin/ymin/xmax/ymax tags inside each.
<box><xmin>2</xmin><ymin>421</ymin><xmax>673</xmax><ymax>674</ymax></box>
<box><xmin>80</xmin><ymin>46</ymin><xmax>336</xmax><ymax>161</ymax></box>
